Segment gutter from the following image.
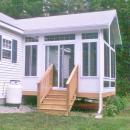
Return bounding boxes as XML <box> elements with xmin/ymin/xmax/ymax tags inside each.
<box><xmin>0</xmin><ymin>21</ymin><xmax>24</xmax><ymax>34</ymax></box>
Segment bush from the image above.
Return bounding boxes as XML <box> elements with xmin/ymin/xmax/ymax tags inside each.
<box><xmin>22</xmin><ymin>96</ymin><xmax>37</xmax><ymax>106</ymax></box>
<box><xmin>116</xmin><ymin>78</ymin><xmax>130</xmax><ymax>96</ymax></box>
<box><xmin>104</xmin><ymin>104</ymin><xmax>118</xmax><ymax>116</ymax></box>
<box><xmin>104</xmin><ymin>96</ymin><xmax>127</xmax><ymax>116</ymax></box>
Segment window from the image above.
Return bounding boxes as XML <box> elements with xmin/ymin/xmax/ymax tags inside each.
<box><xmin>111</xmin><ymin>81</ymin><xmax>115</xmax><ymax>87</ymax></box>
<box><xmin>2</xmin><ymin>39</ymin><xmax>11</xmax><ymax>59</ymax></box>
<box><xmin>25</xmin><ymin>45</ymin><xmax>37</xmax><ymax>76</ymax></box>
<box><xmin>104</xmin><ymin>44</ymin><xmax>110</xmax><ymax>77</ymax></box>
<box><xmin>110</xmin><ymin>25</ymin><xmax>115</xmax><ymax>48</ymax></box>
<box><xmin>82</xmin><ymin>33</ymin><xmax>98</xmax><ymax>39</ymax></box>
<box><xmin>111</xmin><ymin>50</ymin><xmax>115</xmax><ymax>78</ymax></box>
<box><xmin>0</xmin><ymin>37</ymin><xmax>17</xmax><ymax>62</ymax></box>
<box><xmin>104</xmin><ymin>81</ymin><xmax>109</xmax><ymax>87</ymax></box>
<box><xmin>83</xmin><ymin>42</ymin><xmax>97</xmax><ymax>76</ymax></box>
<box><xmin>44</xmin><ymin>34</ymin><xmax>75</xmax><ymax>41</ymax></box>
<box><xmin>103</xmin><ymin>29</ymin><xmax>109</xmax><ymax>43</ymax></box>
<box><xmin>25</xmin><ymin>36</ymin><xmax>39</xmax><ymax>42</ymax></box>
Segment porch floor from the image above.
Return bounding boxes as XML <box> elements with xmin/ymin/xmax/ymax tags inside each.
<box><xmin>52</xmin><ymin>87</ymin><xmax>67</xmax><ymax>91</ymax></box>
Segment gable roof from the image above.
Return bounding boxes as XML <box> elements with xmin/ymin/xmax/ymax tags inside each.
<box><xmin>15</xmin><ymin>10</ymin><xmax>116</xmax><ymax>31</ymax></box>
<box><xmin>0</xmin><ymin>10</ymin><xmax>121</xmax><ymax>44</ymax></box>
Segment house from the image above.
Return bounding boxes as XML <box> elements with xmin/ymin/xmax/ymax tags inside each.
<box><xmin>0</xmin><ymin>10</ymin><xmax>121</xmax><ymax>115</ymax></box>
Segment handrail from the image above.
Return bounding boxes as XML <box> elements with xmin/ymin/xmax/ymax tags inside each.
<box><xmin>37</xmin><ymin>64</ymin><xmax>53</xmax><ymax>108</ymax></box>
<box><xmin>66</xmin><ymin>65</ymin><xmax>78</xmax><ymax>112</ymax></box>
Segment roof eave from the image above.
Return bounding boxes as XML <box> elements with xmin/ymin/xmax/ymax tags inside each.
<box><xmin>23</xmin><ymin>25</ymin><xmax>109</xmax><ymax>35</ymax></box>
<box><xmin>0</xmin><ymin>21</ymin><xmax>24</xmax><ymax>34</ymax></box>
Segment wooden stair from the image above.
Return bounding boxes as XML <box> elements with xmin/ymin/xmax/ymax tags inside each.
<box><xmin>37</xmin><ymin>64</ymin><xmax>78</xmax><ymax>116</ymax></box>
<box><xmin>38</xmin><ymin>89</ymin><xmax>76</xmax><ymax>116</ymax></box>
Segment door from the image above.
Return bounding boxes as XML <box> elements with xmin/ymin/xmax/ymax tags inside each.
<box><xmin>45</xmin><ymin>44</ymin><xmax>74</xmax><ymax>87</ymax></box>
<box><xmin>45</xmin><ymin>46</ymin><xmax>58</xmax><ymax>86</ymax></box>
<box><xmin>60</xmin><ymin>45</ymin><xmax>74</xmax><ymax>87</ymax></box>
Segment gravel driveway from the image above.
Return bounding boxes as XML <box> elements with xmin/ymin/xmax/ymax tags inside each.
<box><xmin>0</xmin><ymin>105</ymin><xmax>36</xmax><ymax>113</ymax></box>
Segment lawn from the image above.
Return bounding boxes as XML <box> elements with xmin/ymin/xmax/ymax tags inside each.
<box><xmin>0</xmin><ymin>106</ymin><xmax>130</xmax><ymax>130</ymax></box>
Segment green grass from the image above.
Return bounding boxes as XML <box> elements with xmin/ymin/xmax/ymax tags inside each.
<box><xmin>0</xmin><ymin>108</ymin><xmax>130</xmax><ymax>130</ymax></box>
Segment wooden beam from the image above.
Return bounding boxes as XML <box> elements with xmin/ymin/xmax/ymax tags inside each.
<box><xmin>22</xmin><ymin>91</ymin><xmax>115</xmax><ymax>98</ymax></box>
<box><xmin>77</xmin><ymin>91</ymin><xmax>115</xmax><ymax>99</ymax></box>
<box><xmin>102</xmin><ymin>91</ymin><xmax>115</xmax><ymax>97</ymax></box>
<box><xmin>77</xmin><ymin>92</ymin><xmax>99</xmax><ymax>99</ymax></box>
<box><xmin>22</xmin><ymin>91</ymin><xmax>37</xmax><ymax>96</ymax></box>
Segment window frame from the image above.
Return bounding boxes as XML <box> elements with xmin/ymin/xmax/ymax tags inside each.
<box><xmin>82</xmin><ymin>32</ymin><xmax>98</xmax><ymax>39</ymax></box>
<box><xmin>2</xmin><ymin>38</ymin><xmax>12</xmax><ymax>60</ymax></box>
<box><xmin>25</xmin><ymin>36</ymin><xmax>39</xmax><ymax>42</ymax></box>
<box><xmin>81</xmin><ymin>39</ymin><xmax>98</xmax><ymax>78</ymax></box>
<box><xmin>44</xmin><ymin>34</ymin><xmax>75</xmax><ymax>41</ymax></box>
<box><xmin>103</xmin><ymin>27</ymin><xmax>116</xmax><ymax>88</ymax></box>
<box><xmin>104</xmin><ymin>40</ymin><xmax>116</xmax><ymax>79</ymax></box>
<box><xmin>24</xmin><ymin>45</ymin><xmax>37</xmax><ymax>77</ymax></box>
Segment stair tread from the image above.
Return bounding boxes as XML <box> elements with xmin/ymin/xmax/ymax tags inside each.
<box><xmin>41</xmin><ymin>102</ymin><xmax>66</xmax><ymax>105</ymax></box>
<box><xmin>45</xmin><ymin>97</ymin><xmax>67</xmax><ymax>100</ymax></box>
<box><xmin>40</xmin><ymin>107</ymin><xmax>67</xmax><ymax>111</ymax></box>
<box><xmin>49</xmin><ymin>93</ymin><xmax>67</xmax><ymax>96</ymax></box>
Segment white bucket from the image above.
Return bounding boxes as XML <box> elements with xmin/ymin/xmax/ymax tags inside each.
<box><xmin>6</xmin><ymin>82</ymin><xmax>22</xmax><ymax>104</ymax></box>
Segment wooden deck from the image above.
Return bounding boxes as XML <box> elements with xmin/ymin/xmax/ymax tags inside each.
<box><xmin>37</xmin><ymin>65</ymin><xmax>78</xmax><ymax>116</ymax></box>
<box><xmin>22</xmin><ymin>64</ymin><xmax>115</xmax><ymax>116</ymax></box>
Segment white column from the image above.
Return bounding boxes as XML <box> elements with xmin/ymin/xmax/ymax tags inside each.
<box><xmin>74</xmin><ymin>33</ymin><xmax>82</xmax><ymax>92</ymax></box>
<box><xmin>96</xmin><ymin>29</ymin><xmax>104</xmax><ymax>118</ymax></box>
<box><xmin>37</xmin><ymin>36</ymin><xmax>45</xmax><ymax>79</ymax></box>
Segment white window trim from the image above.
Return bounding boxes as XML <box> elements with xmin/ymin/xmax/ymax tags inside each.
<box><xmin>104</xmin><ymin>41</ymin><xmax>116</xmax><ymax>79</ymax></box>
<box><xmin>45</xmin><ymin>43</ymin><xmax>75</xmax><ymax>88</ymax></box>
<box><xmin>103</xmin><ymin>79</ymin><xmax>116</xmax><ymax>88</ymax></box>
<box><xmin>44</xmin><ymin>34</ymin><xmax>75</xmax><ymax>42</ymax></box>
<box><xmin>24</xmin><ymin>45</ymin><xmax>37</xmax><ymax>77</ymax></box>
<box><xmin>2</xmin><ymin>38</ymin><xmax>12</xmax><ymax>61</ymax></box>
<box><xmin>104</xmin><ymin>37</ymin><xmax>116</xmax><ymax>87</ymax></box>
<box><xmin>81</xmin><ymin>39</ymin><xmax>98</xmax><ymax>77</ymax></box>
<box><xmin>25</xmin><ymin>36</ymin><xmax>39</xmax><ymax>43</ymax></box>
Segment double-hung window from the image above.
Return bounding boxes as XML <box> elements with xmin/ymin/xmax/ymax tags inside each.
<box><xmin>82</xmin><ymin>42</ymin><xmax>97</xmax><ymax>76</ymax></box>
<box><xmin>0</xmin><ymin>36</ymin><xmax>17</xmax><ymax>62</ymax></box>
<box><xmin>2</xmin><ymin>39</ymin><xmax>12</xmax><ymax>59</ymax></box>
<box><xmin>25</xmin><ymin>45</ymin><xmax>37</xmax><ymax>76</ymax></box>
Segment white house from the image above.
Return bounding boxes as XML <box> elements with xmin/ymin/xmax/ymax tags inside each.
<box><xmin>0</xmin><ymin>10</ymin><xmax>121</xmax><ymax>115</ymax></box>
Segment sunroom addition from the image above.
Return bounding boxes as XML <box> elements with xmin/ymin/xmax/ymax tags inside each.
<box><xmin>0</xmin><ymin>10</ymin><xmax>121</xmax><ymax>115</ymax></box>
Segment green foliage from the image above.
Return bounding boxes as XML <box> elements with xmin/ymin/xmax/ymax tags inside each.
<box><xmin>23</xmin><ymin>96</ymin><xmax>37</xmax><ymax>106</ymax></box>
<box><xmin>116</xmin><ymin>78</ymin><xmax>130</xmax><ymax>96</ymax></box>
<box><xmin>104</xmin><ymin>96</ymin><xmax>127</xmax><ymax>116</ymax></box>
<box><xmin>104</xmin><ymin>104</ymin><xmax>118</xmax><ymax>116</ymax></box>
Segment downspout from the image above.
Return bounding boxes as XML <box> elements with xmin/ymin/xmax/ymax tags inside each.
<box><xmin>95</xmin><ymin>29</ymin><xmax>104</xmax><ymax>119</ymax></box>
<box><xmin>95</xmin><ymin>84</ymin><xmax>103</xmax><ymax>119</ymax></box>
<box><xmin>95</xmin><ymin>89</ymin><xmax>103</xmax><ymax>118</ymax></box>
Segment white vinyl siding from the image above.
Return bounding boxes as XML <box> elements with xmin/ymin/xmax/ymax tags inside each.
<box><xmin>0</xmin><ymin>28</ymin><xmax>23</xmax><ymax>98</ymax></box>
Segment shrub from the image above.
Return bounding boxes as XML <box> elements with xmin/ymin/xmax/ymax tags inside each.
<box><xmin>104</xmin><ymin>104</ymin><xmax>118</xmax><ymax>116</ymax></box>
<box><xmin>22</xmin><ymin>96</ymin><xmax>37</xmax><ymax>106</ymax></box>
<box><xmin>104</xmin><ymin>96</ymin><xmax>127</xmax><ymax>116</ymax></box>
<box><xmin>116</xmin><ymin>78</ymin><xmax>130</xmax><ymax>96</ymax></box>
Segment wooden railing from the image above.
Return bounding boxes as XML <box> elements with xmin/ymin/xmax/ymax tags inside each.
<box><xmin>66</xmin><ymin>65</ymin><xmax>78</xmax><ymax>112</ymax></box>
<box><xmin>37</xmin><ymin>64</ymin><xmax>53</xmax><ymax>109</ymax></box>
